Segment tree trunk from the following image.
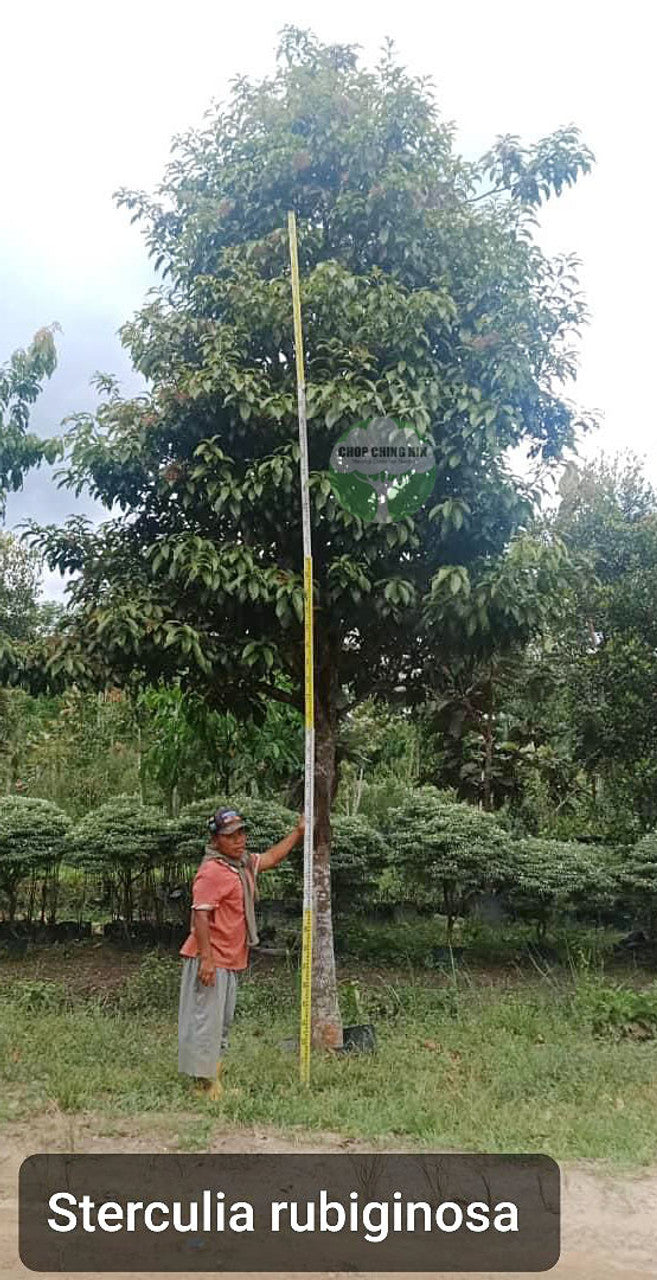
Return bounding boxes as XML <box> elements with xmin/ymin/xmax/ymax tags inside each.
<box><xmin>27</xmin><ymin>870</ymin><xmax>37</xmax><ymax>925</ymax></box>
<box><xmin>482</xmin><ymin>674</ymin><xmax>495</xmax><ymax>813</ymax></box>
<box><xmin>311</xmin><ymin>660</ymin><xmax>343</xmax><ymax>1050</ymax></box>
<box><xmin>353</xmin><ymin>765</ymin><xmax>365</xmax><ymax>816</ymax></box>
<box><xmin>7</xmin><ymin>882</ymin><xmax>18</xmax><ymax>924</ymax></box>
<box><xmin>39</xmin><ymin>872</ymin><xmax>48</xmax><ymax>925</ymax></box>
<box><xmin>137</xmin><ymin>726</ymin><xmax>147</xmax><ymax>806</ymax></box>
<box><xmin>483</xmin><ymin>723</ymin><xmax>493</xmax><ymax>812</ymax></box>
<box><xmin>49</xmin><ymin>862</ymin><xmax>61</xmax><ymax>926</ymax></box>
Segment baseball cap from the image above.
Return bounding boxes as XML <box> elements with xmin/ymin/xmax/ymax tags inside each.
<box><xmin>209</xmin><ymin>807</ymin><xmax>247</xmax><ymax>836</ymax></box>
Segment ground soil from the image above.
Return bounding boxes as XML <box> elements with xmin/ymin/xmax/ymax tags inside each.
<box><xmin>1</xmin><ymin>1112</ymin><xmax>655</xmax><ymax>1279</ymax></box>
<box><xmin>0</xmin><ymin>943</ymin><xmax>144</xmax><ymax>997</ymax></box>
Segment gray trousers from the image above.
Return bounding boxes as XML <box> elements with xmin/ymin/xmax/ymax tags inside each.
<box><xmin>178</xmin><ymin>957</ymin><xmax>239</xmax><ymax>1079</ymax></box>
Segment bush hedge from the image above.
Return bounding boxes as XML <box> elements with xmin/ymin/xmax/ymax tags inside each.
<box><xmin>0</xmin><ymin>788</ymin><xmax>633</xmax><ymax>941</ymax></box>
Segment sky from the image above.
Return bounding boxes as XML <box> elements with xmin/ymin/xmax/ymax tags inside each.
<box><xmin>2</xmin><ymin>0</ymin><xmax>655</xmax><ymax>598</ymax></box>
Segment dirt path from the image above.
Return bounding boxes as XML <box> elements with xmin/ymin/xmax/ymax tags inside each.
<box><xmin>1</xmin><ymin>1113</ymin><xmax>655</xmax><ymax>1278</ymax></box>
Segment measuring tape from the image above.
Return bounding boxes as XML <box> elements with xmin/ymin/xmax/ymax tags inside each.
<box><xmin>299</xmin><ymin>904</ymin><xmax>313</xmax><ymax>1081</ymax></box>
<box><xmin>288</xmin><ymin>211</ymin><xmax>314</xmax><ymax>1086</ymax></box>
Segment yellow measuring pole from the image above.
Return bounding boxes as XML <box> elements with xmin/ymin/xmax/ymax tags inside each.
<box><xmin>288</xmin><ymin>210</ymin><xmax>314</xmax><ymax>1086</ymax></box>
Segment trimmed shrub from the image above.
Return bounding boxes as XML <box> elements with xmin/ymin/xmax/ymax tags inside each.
<box><xmin>506</xmin><ymin>837</ymin><xmax>617</xmax><ymax>939</ymax></box>
<box><xmin>68</xmin><ymin>796</ymin><xmax>175</xmax><ymax>925</ymax></box>
<box><xmin>382</xmin><ymin>787</ymin><xmax>514</xmax><ymax>938</ymax></box>
<box><xmin>0</xmin><ymin>796</ymin><xmax>71</xmax><ymax>922</ymax></box>
<box><xmin>621</xmin><ymin>831</ymin><xmax>657</xmax><ymax>941</ymax></box>
<box><xmin>330</xmin><ymin>814</ymin><xmax>388</xmax><ymax>915</ymax></box>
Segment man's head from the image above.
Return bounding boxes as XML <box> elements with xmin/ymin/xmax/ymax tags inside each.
<box><xmin>208</xmin><ymin>807</ymin><xmax>248</xmax><ymax>860</ymax></box>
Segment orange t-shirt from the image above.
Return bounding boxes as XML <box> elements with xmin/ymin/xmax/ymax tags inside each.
<box><xmin>179</xmin><ymin>853</ymin><xmax>261</xmax><ymax>972</ymax></box>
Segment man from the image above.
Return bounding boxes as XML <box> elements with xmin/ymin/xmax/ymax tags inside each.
<box><xmin>178</xmin><ymin>805</ymin><xmax>304</xmax><ymax>1099</ymax></box>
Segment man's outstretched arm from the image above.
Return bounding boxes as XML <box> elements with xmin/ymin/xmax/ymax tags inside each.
<box><xmin>258</xmin><ymin>814</ymin><xmax>305</xmax><ymax>871</ymax></box>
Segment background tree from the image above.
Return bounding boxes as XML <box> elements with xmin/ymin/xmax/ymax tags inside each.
<box><xmin>335</xmin><ymin>697</ymin><xmax>420</xmax><ymax>816</ymax></box>
<box><xmin>0</xmin><ymin>326</ymin><xmax>61</xmax><ymax>517</ymax></box>
<box><xmin>24</xmin><ymin>29</ymin><xmax>592</xmax><ymax>1045</ymax></box>
<box><xmin>139</xmin><ymin>684</ymin><xmax>304</xmax><ymax>811</ymax></box>
<box><xmin>138</xmin><ymin>684</ymin><xmax>231</xmax><ymax>816</ymax></box>
<box><xmin>420</xmin><ymin>529</ymin><xmax>575</xmax><ymax>810</ymax></box>
<box><xmin>0</xmin><ymin>533</ymin><xmax>44</xmax><ymax>642</ymax></box>
<box><xmin>8</xmin><ymin>688</ymin><xmax>141</xmax><ymax>819</ymax></box>
<box><xmin>554</xmin><ymin>454</ymin><xmax>657</xmax><ymax>839</ymax></box>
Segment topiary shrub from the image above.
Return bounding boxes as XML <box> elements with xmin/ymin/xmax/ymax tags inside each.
<box><xmin>506</xmin><ymin>837</ymin><xmax>616</xmax><ymax>940</ymax></box>
<box><xmin>0</xmin><ymin>796</ymin><xmax>71</xmax><ymax>923</ymax></box>
<box><xmin>382</xmin><ymin>787</ymin><xmax>514</xmax><ymax>939</ymax></box>
<box><xmin>620</xmin><ymin>831</ymin><xmax>657</xmax><ymax>942</ymax></box>
<box><xmin>68</xmin><ymin>796</ymin><xmax>174</xmax><ymax>926</ymax></box>
<box><xmin>330</xmin><ymin>814</ymin><xmax>388</xmax><ymax>916</ymax></box>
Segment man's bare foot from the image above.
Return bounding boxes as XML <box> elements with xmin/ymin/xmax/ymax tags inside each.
<box><xmin>194</xmin><ymin>1064</ymin><xmax>223</xmax><ymax>1101</ymax></box>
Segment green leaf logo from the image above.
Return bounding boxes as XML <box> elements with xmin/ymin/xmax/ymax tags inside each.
<box><xmin>329</xmin><ymin>417</ymin><xmax>436</xmax><ymax>524</ymax></box>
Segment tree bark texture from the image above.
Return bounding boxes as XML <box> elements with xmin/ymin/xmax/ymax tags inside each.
<box><xmin>311</xmin><ymin>650</ymin><xmax>343</xmax><ymax>1050</ymax></box>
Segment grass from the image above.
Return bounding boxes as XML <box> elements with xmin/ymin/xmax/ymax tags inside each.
<box><xmin>2</xmin><ymin>944</ymin><xmax>657</xmax><ymax>1169</ymax></box>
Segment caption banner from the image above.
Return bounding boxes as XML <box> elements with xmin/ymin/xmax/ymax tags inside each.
<box><xmin>20</xmin><ymin>1152</ymin><xmax>560</xmax><ymax>1272</ymax></box>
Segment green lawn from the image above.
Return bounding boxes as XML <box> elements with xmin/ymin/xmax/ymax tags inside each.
<box><xmin>2</xmin><ymin>944</ymin><xmax>657</xmax><ymax>1169</ymax></box>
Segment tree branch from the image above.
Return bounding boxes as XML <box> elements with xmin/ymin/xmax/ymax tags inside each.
<box><xmin>466</xmin><ymin>183</ymin><xmax>514</xmax><ymax>204</ymax></box>
<box><xmin>252</xmin><ymin>681</ymin><xmax>303</xmax><ymax>712</ymax></box>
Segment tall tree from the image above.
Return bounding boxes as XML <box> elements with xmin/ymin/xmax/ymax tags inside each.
<box><xmin>24</xmin><ymin>29</ymin><xmax>592</xmax><ymax>1045</ymax></box>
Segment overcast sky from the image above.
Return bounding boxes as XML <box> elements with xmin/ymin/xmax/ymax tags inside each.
<box><xmin>2</xmin><ymin>0</ymin><xmax>655</xmax><ymax>597</ymax></box>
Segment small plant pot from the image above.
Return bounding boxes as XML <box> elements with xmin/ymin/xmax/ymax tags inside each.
<box><xmin>279</xmin><ymin>1026</ymin><xmax>377</xmax><ymax>1056</ymax></box>
<box><xmin>340</xmin><ymin>1023</ymin><xmax>377</xmax><ymax>1054</ymax></box>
